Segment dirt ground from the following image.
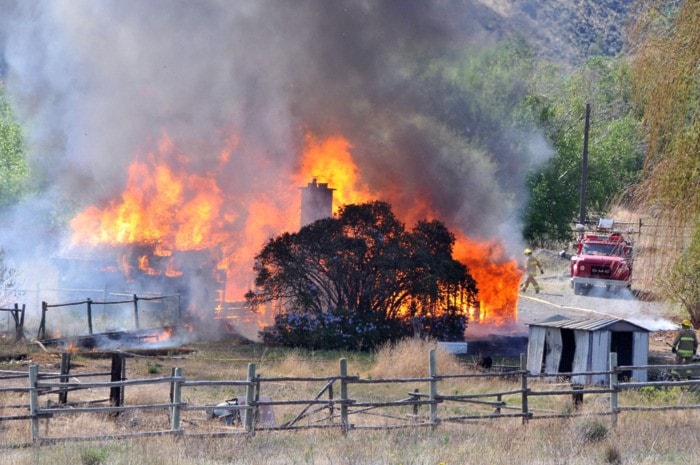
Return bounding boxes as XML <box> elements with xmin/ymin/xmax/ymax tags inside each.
<box><xmin>509</xmin><ymin>249</ymin><xmax>681</xmax><ymax>364</ymax></box>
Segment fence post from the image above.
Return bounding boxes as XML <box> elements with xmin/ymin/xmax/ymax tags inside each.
<box><xmin>87</xmin><ymin>298</ymin><xmax>93</xmax><ymax>335</ymax></box>
<box><xmin>29</xmin><ymin>364</ymin><xmax>39</xmax><ymax>444</ymax></box>
<box><xmin>59</xmin><ymin>352</ymin><xmax>71</xmax><ymax>404</ymax></box>
<box><xmin>413</xmin><ymin>388</ymin><xmax>420</xmax><ymax>417</ymax></box>
<box><xmin>38</xmin><ymin>302</ymin><xmax>47</xmax><ymax>340</ymax></box>
<box><xmin>110</xmin><ymin>352</ymin><xmax>126</xmax><ymax>410</ymax></box>
<box><xmin>244</xmin><ymin>363</ymin><xmax>256</xmax><ymax>434</ymax></box>
<box><xmin>170</xmin><ymin>367</ymin><xmax>182</xmax><ymax>432</ymax></box>
<box><xmin>609</xmin><ymin>352</ymin><xmax>618</xmax><ymax>429</ymax></box>
<box><xmin>339</xmin><ymin>358</ymin><xmax>349</xmax><ymax>434</ymax></box>
<box><xmin>328</xmin><ymin>382</ymin><xmax>334</xmax><ymax>423</ymax></box>
<box><xmin>520</xmin><ymin>353</ymin><xmax>529</xmax><ymax>424</ymax></box>
<box><xmin>176</xmin><ymin>291</ymin><xmax>182</xmax><ymax>327</ymax></box>
<box><xmin>429</xmin><ymin>349</ymin><xmax>438</xmax><ymax>427</ymax></box>
<box><xmin>133</xmin><ymin>294</ymin><xmax>140</xmax><ymax>329</ymax></box>
<box><xmin>12</xmin><ymin>303</ymin><xmax>25</xmax><ymax>341</ymax></box>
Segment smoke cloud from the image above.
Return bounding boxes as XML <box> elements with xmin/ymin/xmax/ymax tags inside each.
<box><xmin>0</xmin><ymin>1</ymin><xmax>552</xmax><ymax>333</ymax></box>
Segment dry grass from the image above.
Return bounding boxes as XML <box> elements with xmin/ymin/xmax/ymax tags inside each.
<box><xmin>3</xmin><ymin>338</ymin><xmax>700</xmax><ymax>464</ymax></box>
<box><xmin>4</xmin><ymin>410</ymin><xmax>700</xmax><ymax>464</ymax></box>
<box><xmin>369</xmin><ymin>337</ymin><xmax>465</xmax><ymax>379</ymax></box>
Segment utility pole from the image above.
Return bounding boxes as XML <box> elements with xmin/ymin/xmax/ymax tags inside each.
<box><xmin>578</xmin><ymin>103</ymin><xmax>591</xmax><ymax>225</ymax></box>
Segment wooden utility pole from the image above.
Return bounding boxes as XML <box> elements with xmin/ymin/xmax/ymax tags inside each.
<box><xmin>578</xmin><ymin>103</ymin><xmax>591</xmax><ymax>225</ymax></box>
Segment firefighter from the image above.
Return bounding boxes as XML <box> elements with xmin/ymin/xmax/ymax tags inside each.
<box><xmin>671</xmin><ymin>319</ymin><xmax>698</xmax><ymax>366</ymax></box>
<box><xmin>520</xmin><ymin>248</ymin><xmax>544</xmax><ymax>294</ymax></box>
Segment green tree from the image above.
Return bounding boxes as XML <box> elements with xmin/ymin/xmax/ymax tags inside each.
<box><xmin>522</xmin><ymin>56</ymin><xmax>644</xmax><ymax>243</ymax></box>
<box><xmin>247</xmin><ymin>201</ymin><xmax>477</xmax><ymax>350</ymax></box>
<box><xmin>423</xmin><ymin>39</ymin><xmax>645</xmax><ymax>244</ymax></box>
<box><xmin>627</xmin><ymin>1</ymin><xmax>700</xmax><ymax>308</ymax></box>
<box><xmin>0</xmin><ymin>84</ymin><xmax>28</xmax><ymax>209</ymax></box>
<box><xmin>0</xmin><ymin>247</ymin><xmax>18</xmax><ymax>308</ymax></box>
<box><xmin>664</xmin><ymin>225</ymin><xmax>700</xmax><ymax>327</ymax></box>
<box><xmin>629</xmin><ymin>1</ymin><xmax>699</xmax><ymax>225</ymax></box>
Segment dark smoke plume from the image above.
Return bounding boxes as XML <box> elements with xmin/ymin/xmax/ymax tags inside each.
<box><xmin>0</xmin><ymin>1</ymin><xmax>551</xmax><ymax>317</ymax></box>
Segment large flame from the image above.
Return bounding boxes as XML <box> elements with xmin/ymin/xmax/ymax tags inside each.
<box><xmin>69</xmin><ymin>129</ymin><xmax>521</xmax><ymax>325</ymax></box>
<box><xmin>70</xmin><ymin>133</ymin><xmax>226</xmax><ymax>250</ymax></box>
<box><xmin>294</xmin><ymin>132</ymin><xmax>521</xmax><ymax>325</ymax></box>
<box><xmin>294</xmin><ymin>132</ymin><xmax>374</xmax><ymax>210</ymax></box>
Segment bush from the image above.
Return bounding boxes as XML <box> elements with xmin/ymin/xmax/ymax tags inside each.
<box><xmin>260</xmin><ymin>308</ymin><xmax>467</xmax><ymax>351</ymax></box>
<box><xmin>574</xmin><ymin>418</ymin><xmax>609</xmax><ymax>443</ymax></box>
<box><xmin>419</xmin><ymin>307</ymin><xmax>468</xmax><ymax>342</ymax></box>
<box><xmin>80</xmin><ymin>446</ymin><xmax>109</xmax><ymax>465</ymax></box>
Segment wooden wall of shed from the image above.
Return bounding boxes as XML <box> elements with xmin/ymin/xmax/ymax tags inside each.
<box><xmin>572</xmin><ymin>330</ymin><xmax>591</xmax><ymax>385</ymax></box>
<box><xmin>527</xmin><ymin>326</ymin><xmax>546</xmax><ymax>374</ymax></box>
<box><xmin>590</xmin><ymin>330</ymin><xmax>611</xmax><ymax>385</ymax></box>
<box><xmin>632</xmin><ymin>332</ymin><xmax>649</xmax><ymax>382</ymax></box>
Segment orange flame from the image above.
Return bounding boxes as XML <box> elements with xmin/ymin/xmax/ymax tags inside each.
<box><xmin>294</xmin><ymin>132</ymin><xmax>375</xmax><ymax>212</ymax></box>
<box><xmin>69</xmin><ymin>129</ymin><xmax>521</xmax><ymax>325</ymax></box>
<box><xmin>70</xmin><ymin>133</ymin><xmax>225</xmax><ymax>250</ymax></box>
<box><xmin>454</xmin><ymin>237</ymin><xmax>521</xmax><ymax>325</ymax></box>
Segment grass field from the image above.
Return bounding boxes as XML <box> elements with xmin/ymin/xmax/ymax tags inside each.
<box><xmin>2</xmin><ymin>337</ymin><xmax>700</xmax><ymax>464</ymax></box>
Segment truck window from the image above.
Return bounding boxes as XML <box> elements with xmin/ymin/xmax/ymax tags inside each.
<box><xmin>582</xmin><ymin>243</ymin><xmax>619</xmax><ymax>256</ymax></box>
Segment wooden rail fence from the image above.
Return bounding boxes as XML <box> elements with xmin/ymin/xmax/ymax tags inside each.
<box><xmin>0</xmin><ymin>304</ymin><xmax>25</xmax><ymax>342</ymax></box>
<box><xmin>37</xmin><ymin>293</ymin><xmax>182</xmax><ymax>340</ymax></box>
<box><xmin>1</xmin><ymin>351</ymin><xmax>700</xmax><ymax>446</ymax></box>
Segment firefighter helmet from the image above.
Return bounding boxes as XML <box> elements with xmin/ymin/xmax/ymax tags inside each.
<box><xmin>682</xmin><ymin>319</ymin><xmax>692</xmax><ymax>328</ymax></box>
<box><xmin>524</xmin><ymin>248</ymin><xmax>532</xmax><ymax>255</ymax></box>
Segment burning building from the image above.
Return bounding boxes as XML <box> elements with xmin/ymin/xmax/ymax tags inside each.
<box><xmin>1</xmin><ymin>2</ymin><xmax>553</xmax><ymax>342</ymax></box>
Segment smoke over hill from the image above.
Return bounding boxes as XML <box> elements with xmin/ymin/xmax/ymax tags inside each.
<box><xmin>0</xmin><ymin>1</ymin><xmax>641</xmax><ymax>330</ymax></box>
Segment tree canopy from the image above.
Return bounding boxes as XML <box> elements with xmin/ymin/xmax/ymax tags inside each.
<box><xmin>521</xmin><ymin>55</ymin><xmax>644</xmax><ymax>243</ymax></box>
<box><xmin>246</xmin><ymin>201</ymin><xmax>477</xmax><ymax>350</ymax></box>
<box><xmin>0</xmin><ymin>84</ymin><xmax>29</xmax><ymax>210</ymax></box>
<box><xmin>627</xmin><ymin>1</ymin><xmax>700</xmax><ymax>320</ymax></box>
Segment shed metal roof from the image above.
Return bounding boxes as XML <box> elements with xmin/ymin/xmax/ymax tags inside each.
<box><xmin>528</xmin><ymin>314</ymin><xmax>650</xmax><ymax>332</ymax></box>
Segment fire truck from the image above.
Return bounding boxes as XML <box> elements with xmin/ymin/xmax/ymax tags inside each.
<box><xmin>570</xmin><ymin>219</ymin><xmax>634</xmax><ymax>295</ymax></box>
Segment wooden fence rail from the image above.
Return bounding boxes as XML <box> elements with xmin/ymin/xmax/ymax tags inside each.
<box><xmin>2</xmin><ymin>350</ymin><xmax>700</xmax><ymax>446</ymax></box>
<box><xmin>37</xmin><ymin>293</ymin><xmax>182</xmax><ymax>340</ymax></box>
<box><xmin>0</xmin><ymin>304</ymin><xmax>25</xmax><ymax>342</ymax></box>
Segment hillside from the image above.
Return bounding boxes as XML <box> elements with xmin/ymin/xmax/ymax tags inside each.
<box><xmin>475</xmin><ymin>0</ymin><xmax>642</xmax><ymax>63</ymax></box>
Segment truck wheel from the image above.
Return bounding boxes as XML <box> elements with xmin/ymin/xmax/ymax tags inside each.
<box><xmin>574</xmin><ymin>283</ymin><xmax>584</xmax><ymax>295</ymax></box>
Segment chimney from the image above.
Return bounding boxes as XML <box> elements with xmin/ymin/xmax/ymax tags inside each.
<box><xmin>300</xmin><ymin>178</ymin><xmax>334</xmax><ymax>228</ymax></box>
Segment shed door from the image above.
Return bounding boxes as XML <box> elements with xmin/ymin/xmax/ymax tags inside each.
<box><xmin>527</xmin><ymin>327</ymin><xmax>547</xmax><ymax>374</ymax></box>
<box><xmin>544</xmin><ymin>328</ymin><xmax>563</xmax><ymax>376</ymax></box>
<box><xmin>611</xmin><ymin>331</ymin><xmax>634</xmax><ymax>381</ymax></box>
<box><xmin>590</xmin><ymin>330</ymin><xmax>611</xmax><ymax>385</ymax></box>
<box><xmin>572</xmin><ymin>330</ymin><xmax>590</xmax><ymax>385</ymax></box>
<box><xmin>632</xmin><ymin>332</ymin><xmax>648</xmax><ymax>382</ymax></box>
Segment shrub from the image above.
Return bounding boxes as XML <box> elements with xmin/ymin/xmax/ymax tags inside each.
<box><xmin>261</xmin><ymin>307</ymin><xmax>467</xmax><ymax>351</ymax></box>
<box><xmin>574</xmin><ymin>418</ymin><xmax>609</xmax><ymax>443</ymax></box>
<box><xmin>80</xmin><ymin>446</ymin><xmax>109</xmax><ymax>465</ymax></box>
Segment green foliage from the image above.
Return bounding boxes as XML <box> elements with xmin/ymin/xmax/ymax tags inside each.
<box><xmin>664</xmin><ymin>224</ymin><xmax>700</xmax><ymax>327</ymax></box>
<box><xmin>522</xmin><ymin>56</ymin><xmax>644</xmax><ymax>242</ymax></box>
<box><xmin>249</xmin><ymin>201</ymin><xmax>476</xmax><ymax>350</ymax></box>
<box><xmin>623</xmin><ymin>1</ymin><xmax>700</xmax><ymax>302</ymax></box>
<box><xmin>147</xmin><ymin>363</ymin><xmax>161</xmax><ymax>374</ymax></box>
<box><xmin>0</xmin><ymin>85</ymin><xmax>29</xmax><ymax>209</ymax></box>
<box><xmin>629</xmin><ymin>1</ymin><xmax>700</xmax><ymax>225</ymax></box>
<box><xmin>0</xmin><ymin>247</ymin><xmax>18</xmax><ymax>307</ymax></box>
<box><xmin>427</xmin><ymin>39</ymin><xmax>646</xmax><ymax>244</ymax></box>
<box><xmin>80</xmin><ymin>446</ymin><xmax>109</xmax><ymax>465</ymax></box>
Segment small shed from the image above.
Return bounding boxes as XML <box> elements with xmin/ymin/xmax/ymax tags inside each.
<box><xmin>527</xmin><ymin>315</ymin><xmax>650</xmax><ymax>384</ymax></box>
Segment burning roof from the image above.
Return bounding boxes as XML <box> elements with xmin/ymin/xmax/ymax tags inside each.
<box><xmin>2</xmin><ymin>1</ymin><xmax>545</xmax><ymax>332</ymax></box>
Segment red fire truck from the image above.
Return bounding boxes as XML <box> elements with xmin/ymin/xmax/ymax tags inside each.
<box><xmin>570</xmin><ymin>219</ymin><xmax>634</xmax><ymax>295</ymax></box>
